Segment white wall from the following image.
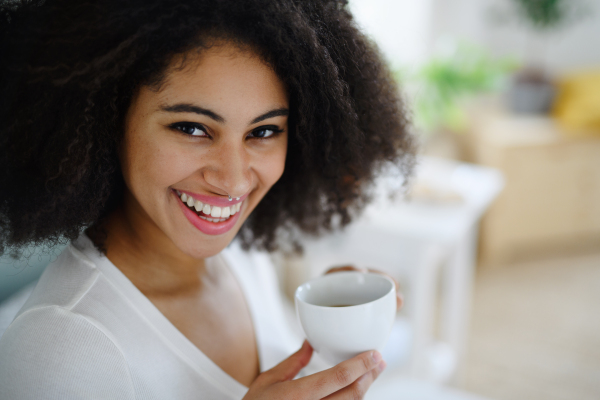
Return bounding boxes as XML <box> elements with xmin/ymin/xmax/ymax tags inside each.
<box><xmin>431</xmin><ymin>0</ymin><xmax>600</xmax><ymax>75</ymax></box>
<box><xmin>349</xmin><ymin>0</ymin><xmax>435</xmax><ymax>69</ymax></box>
<box><xmin>350</xmin><ymin>0</ymin><xmax>600</xmax><ymax>76</ymax></box>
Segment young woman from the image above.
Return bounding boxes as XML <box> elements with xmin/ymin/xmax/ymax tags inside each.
<box><xmin>0</xmin><ymin>0</ymin><xmax>414</xmax><ymax>398</ymax></box>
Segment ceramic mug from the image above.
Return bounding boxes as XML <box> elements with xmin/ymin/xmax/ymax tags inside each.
<box><xmin>295</xmin><ymin>271</ymin><xmax>396</xmax><ymax>365</ymax></box>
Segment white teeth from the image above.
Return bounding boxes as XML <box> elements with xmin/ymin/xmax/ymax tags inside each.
<box><xmin>221</xmin><ymin>206</ymin><xmax>231</xmax><ymax>219</ymax></box>
<box><xmin>179</xmin><ymin>191</ymin><xmax>241</xmax><ymax>221</ymax></box>
<box><xmin>230</xmin><ymin>202</ymin><xmax>241</xmax><ymax>215</ymax></box>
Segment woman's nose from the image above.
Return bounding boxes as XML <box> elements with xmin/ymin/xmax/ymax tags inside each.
<box><xmin>201</xmin><ymin>141</ymin><xmax>252</xmax><ymax>198</ymax></box>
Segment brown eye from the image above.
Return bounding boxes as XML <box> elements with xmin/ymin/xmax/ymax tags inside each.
<box><xmin>170</xmin><ymin>122</ymin><xmax>208</xmax><ymax>137</ymax></box>
<box><xmin>249</xmin><ymin>125</ymin><xmax>283</xmax><ymax>138</ymax></box>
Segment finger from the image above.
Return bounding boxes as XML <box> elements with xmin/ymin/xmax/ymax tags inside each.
<box><xmin>366</xmin><ymin>268</ymin><xmax>403</xmax><ymax>310</ymax></box>
<box><xmin>396</xmin><ymin>292</ymin><xmax>403</xmax><ymax>310</ymax></box>
<box><xmin>325</xmin><ymin>265</ymin><xmax>368</xmax><ymax>274</ymax></box>
<box><xmin>259</xmin><ymin>340</ymin><xmax>313</xmax><ymax>385</ymax></box>
<box><xmin>290</xmin><ymin>350</ymin><xmax>382</xmax><ymax>399</ymax></box>
<box><xmin>322</xmin><ymin>361</ymin><xmax>386</xmax><ymax>400</ymax></box>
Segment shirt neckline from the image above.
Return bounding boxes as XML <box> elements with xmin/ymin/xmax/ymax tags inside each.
<box><xmin>72</xmin><ymin>234</ymin><xmax>256</xmax><ymax>399</ymax></box>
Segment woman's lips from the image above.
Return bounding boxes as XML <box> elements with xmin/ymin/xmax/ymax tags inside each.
<box><xmin>173</xmin><ymin>190</ymin><xmax>243</xmax><ymax>235</ymax></box>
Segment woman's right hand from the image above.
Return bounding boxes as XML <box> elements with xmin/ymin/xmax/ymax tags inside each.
<box><xmin>243</xmin><ymin>341</ymin><xmax>386</xmax><ymax>400</ymax></box>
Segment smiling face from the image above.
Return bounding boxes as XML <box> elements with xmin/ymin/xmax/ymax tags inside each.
<box><xmin>119</xmin><ymin>42</ymin><xmax>288</xmax><ymax>260</ymax></box>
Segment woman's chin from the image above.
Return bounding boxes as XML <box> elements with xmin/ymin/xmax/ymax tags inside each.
<box><xmin>170</xmin><ymin>215</ymin><xmax>244</xmax><ymax>260</ymax></box>
<box><xmin>172</xmin><ymin>234</ymin><xmax>235</xmax><ymax>260</ymax></box>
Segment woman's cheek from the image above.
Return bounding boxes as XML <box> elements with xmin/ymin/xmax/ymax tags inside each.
<box><xmin>266</xmin><ymin>136</ymin><xmax>288</xmax><ymax>183</ymax></box>
<box><xmin>133</xmin><ymin>136</ymin><xmax>189</xmax><ymax>191</ymax></box>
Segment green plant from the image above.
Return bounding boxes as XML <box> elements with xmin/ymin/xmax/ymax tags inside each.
<box><xmin>402</xmin><ymin>43</ymin><xmax>516</xmax><ymax>133</ymax></box>
<box><xmin>512</xmin><ymin>0</ymin><xmax>577</xmax><ymax>31</ymax></box>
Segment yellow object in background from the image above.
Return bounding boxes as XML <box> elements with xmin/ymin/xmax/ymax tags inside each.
<box><xmin>552</xmin><ymin>69</ymin><xmax>600</xmax><ymax>135</ymax></box>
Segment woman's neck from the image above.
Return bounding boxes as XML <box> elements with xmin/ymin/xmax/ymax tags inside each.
<box><xmin>91</xmin><ymin>202</ymin><xmax>209</xmax><ymax>297</ymax></box>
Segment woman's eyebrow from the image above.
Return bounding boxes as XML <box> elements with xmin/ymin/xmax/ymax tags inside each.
<box><xmin>159</xmin><ymin>103</ymin><xmax>225</xmax><ymax>123</ymax></box>
<box><xmin>159</xmin><ymin>103</ymin><xmax>288</xmax><ymax>125</ymax></box>
<box><xmin>250</xmin><ymin>108</ymin><xmax>289</xmax><ymax>124</ymax></box>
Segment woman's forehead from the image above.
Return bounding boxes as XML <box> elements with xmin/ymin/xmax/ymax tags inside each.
<box><xmin>135</xmin><ymin>42</ymin><xmax>289</xmax><ymax>123</ymax></box>
<box><xmin>159</xmin><ymin>40</ymin><xmax>276</xmax><ymax>89</ymax></box>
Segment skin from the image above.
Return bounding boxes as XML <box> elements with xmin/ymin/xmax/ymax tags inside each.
<box><xmin>98</xmin><ymin>41</ymin><xmax>387</xmax><ymax>398</ymax></box>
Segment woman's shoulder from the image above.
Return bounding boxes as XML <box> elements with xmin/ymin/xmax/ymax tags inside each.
<box><xmin>0</xmin><ymin>238</ymin><xmax>136</xmax><ymax>398</ymax></box>
<box><xmin>13</xmin><ymin>240</ymin><xmax>101</xmax><ymax>320</ymax></box>
<box><xmin>0</xmin><ymin>238</ymin><xmax>134</xmax><ymax>399</ymax></box>
<box><xmin>0</xmin><ymin>302</ymin><xmax>135</xmax><ymax>399</ymax></box>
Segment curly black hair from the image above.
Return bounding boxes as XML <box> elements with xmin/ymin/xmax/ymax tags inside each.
<box><xmin>0</xmin><ymin>0</ymin><xmax>414</xmax><ymax>254</ymax></box>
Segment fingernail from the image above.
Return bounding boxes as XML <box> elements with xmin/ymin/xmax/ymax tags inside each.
<box><xmin>377</xmin><ymin>360</ymin><xmax>387</xmax><ymax>373</ymax></box>
<box><xmin>371</xmin><ymin>351</ymin><xmax>382</xmax><ymax>364</ymax></box>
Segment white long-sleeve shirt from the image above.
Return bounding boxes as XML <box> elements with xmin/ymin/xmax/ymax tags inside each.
<box><xmin>0</xmin><ymin>234</ymin><xmax>303</xmax><ymax>399</ymax></box>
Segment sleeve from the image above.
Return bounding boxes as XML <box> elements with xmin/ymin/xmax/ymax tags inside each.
<box><xmin>0</xmin><ymin>306</ymin><xmax>136</xmax><ymax>400</ymax></box>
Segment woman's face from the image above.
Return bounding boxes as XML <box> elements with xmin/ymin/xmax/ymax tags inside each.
<box><xmin>120</xmin><ymin>42</ymin><xmax>288</xmax><ymax>259</ymax></box>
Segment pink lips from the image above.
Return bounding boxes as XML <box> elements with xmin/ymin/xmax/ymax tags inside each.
<box><xmin>173</xmin><ymin>190</ymin><xmax>245</xmax><ymax>236</ymax></box>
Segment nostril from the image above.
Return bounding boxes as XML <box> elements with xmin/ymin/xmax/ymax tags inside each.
<box><xmin>201</xmin><ymin>164</ymin><xmax>252</xmax><ymax>200</ymax></box>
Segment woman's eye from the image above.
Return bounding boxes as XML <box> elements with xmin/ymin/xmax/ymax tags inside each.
<box><xmin>249</xmin><ymin>126</ymin><xmax>283</xmax><ymax>139</ymax></box>
<box><xmin>170</xmin><ymin>122</ymin><xmax>208</xmax><ymax>137</ymax></box>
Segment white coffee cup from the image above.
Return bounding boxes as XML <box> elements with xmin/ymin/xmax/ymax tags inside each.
<box><xmin>295</xmin><ymin>271</ymin><xmax>396</xmax><ymax>365</ymax></box>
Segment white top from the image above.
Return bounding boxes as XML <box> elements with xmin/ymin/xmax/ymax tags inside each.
<box><xmin>0</xmin><ymin>235</ymin><xmax>302</xmax><ymax>399</ymax></box>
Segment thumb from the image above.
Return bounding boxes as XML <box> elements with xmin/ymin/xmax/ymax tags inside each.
<box><xmin>262</xmin><ymin>340</ymin><xmax>313</xmax><ymax>384</ymax></box>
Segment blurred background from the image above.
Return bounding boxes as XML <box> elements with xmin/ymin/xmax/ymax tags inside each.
<box><xmin>1</xmin><ymin>1</ymin><xmax>599</xmax><ymax>399</ymax></box>
<box><xmin>275</xmin><ymin>0</ymin><xmax>600</xmax><ymax>399</ymax></box>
